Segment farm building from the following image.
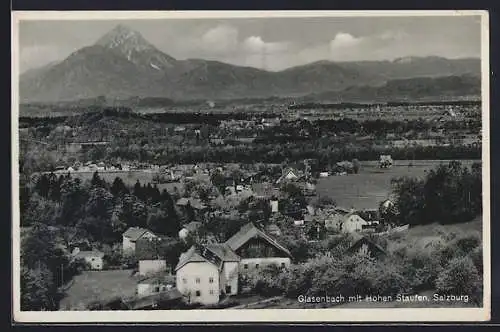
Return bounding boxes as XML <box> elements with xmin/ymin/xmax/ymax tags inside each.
<box><xmin>122</xmin><ymin>227</ymin><xmax>158</xmax><ymax>253</ymax></box>
<box><xmin>225</xmin><ymin>222</ymin><xmax>293</xmax><ymax>272</ymax></box>
<box><xmin>71</xmin><ymin>248</ymin><xmax>104</xmax><ymax>270</ymax></box>
<box><xmin>137</xmin><ymin>273</ymin><xmax>176</xmax><ymax>297</ymax></box>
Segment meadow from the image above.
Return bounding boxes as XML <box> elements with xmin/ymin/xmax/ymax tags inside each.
<box><xmin>59</xmin><ymin>270</ymin><xmax>137</xmax><ymax>310</ymax></box>
<box><xmin>314</xmin><ymin>159</ymin><xmax>479</xmax><ymax>210</ymax></box>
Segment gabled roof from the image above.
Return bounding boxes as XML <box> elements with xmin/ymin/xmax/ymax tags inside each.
<box><xmin>174</xmin><ymin>243</ymin><xmax>240</xmax><ymax>271</ymax></box>
<box><xmin>347</xmin><ymin>235</ymin><xmax>387</xmax><ymax>256</ymax></box>
<box><xmin>225</xmin><ymin>222</ymin><xmax>292</xmax><ymax>258</ymax></box>
<box><xmin>123</xmin><ymin>227</ymin><xmax>154</xmax><ymax>241</ymax></box>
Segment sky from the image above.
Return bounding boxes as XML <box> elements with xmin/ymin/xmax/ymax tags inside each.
<box><xmin>18</xmin><ymin>15</ymin><xmax>482</xmax><ymax>73</ymax></box>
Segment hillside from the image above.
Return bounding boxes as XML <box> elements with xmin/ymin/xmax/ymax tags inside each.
<box><xmin>307</xmin><ymin>74</ymin><xmax>481</xmax><ymax>102</ymax></box>
<box><xmin>19</xmin><ymin>25</ymin><xmax>481</xmax><ymax>103</ymax></box>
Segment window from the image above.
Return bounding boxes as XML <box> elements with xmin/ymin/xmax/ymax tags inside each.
<box><xmin>225</xmin><ymin>285</ymin><xmax>232</xmax><ymax>294</ymax></box>
<box><xmin>195</xmin><ymin>277</ymin><xmax>200</xmax><ymax>284</ymax></box>
<box><xmin>209</xmin><ymin>277</ymin><xmax>214</xmax><ymax>283</ymax></box>
<box><xmin>209</xmin><ymin>289</ymin><xmax>214</xmax><ymax>295</ymax></box>
<box><xmin>154</xmin><ymin>286</ymin><xmax>160</xmax><ymax>293</ymax></box>
<box><xmin>182</xmin><ymin>278</ymin><xmax>187</xmax><ymax>284</ymax></box>
<box><xmin>281</xmin><ymin>262</ymin><xmax>286</xmax><ymax>268</ymax></box>
<box><xmin>91</xmin><ymin>258</ymin><xmax>95</xmax><ymax>261</ymax></box>
<box><xmin>195</xmin><ymin>290</ymin><xmax>201</xmax><ymax>297</ymax></box>
<box><xmin>255</xmin><ymin>264</ymin><xmax>260</xmax><ymax>269</ymax></box>
<box><xmin>244</xmin><ymin>264</ymin><xmax>248</xmax><ymax>269</ymax></box>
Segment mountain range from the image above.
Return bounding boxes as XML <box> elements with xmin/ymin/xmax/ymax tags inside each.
<box><xmin>19</xmin><ymin>24</ymin><xmax>481</xmax><ymax>103</ymax></box>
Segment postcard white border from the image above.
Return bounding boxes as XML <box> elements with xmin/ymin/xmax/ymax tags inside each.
<box><xmin>11</xmin><ymin>10</ymin><xmax>491</xmax><ymax>323</ymax></box>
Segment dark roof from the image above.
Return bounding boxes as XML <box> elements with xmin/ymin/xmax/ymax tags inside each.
<box><xmin>205</xmin><ymin>243</ymin><xmax>240</xmax><ymax>262</ymax></box>
<box><xmin>347</xmin><ymin>235</ymin><xmax>387</xmax><ymax>256</ymax></box>
<box><xmin>175</xmin><ymin>243</ymin><xmax>240</xmax><ymax>271</ymax></box>
<box><xmin>225</xmin><ymin>222</ymin><xmax>292</xmax><ymax>258</ymax></box>
<box><xmin>123</xmin><ymin>227</ymin><xmax>154</xmax><ymax>241</ymax></box>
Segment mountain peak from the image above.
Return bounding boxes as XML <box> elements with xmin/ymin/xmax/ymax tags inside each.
<box><xmin>95</xmin><ymin>24</ymin><xmax>155</xmax><ymax>53</ymax></box>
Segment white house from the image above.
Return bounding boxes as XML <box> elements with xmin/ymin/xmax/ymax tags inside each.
<box><xmin>175</xmin><ymin>223</ymin><xmax>293</xmax><ymax>305</ymax></box>
<box><xmin>175</xmin><ymin>243</ymin><xmax>240</xmax><ymax>305</ymax></box>
<box><xmin>341</xmin><ymin>213</ymin><xmax>369</xmax><ymax>233</ymax></box>
<box><xmin>71</xmin><ymin>248</ymin><xmax>104</xmax><ymax>270</ymax></box>
<box><xmin>270</xmin><ymin>199</ymin><xmax>279</xmax><ymax>213</ymax></box>
<box><xmin>122</xmin><ymin>227</ymin><xmax>157</xmax><ymax>253</ymax></box>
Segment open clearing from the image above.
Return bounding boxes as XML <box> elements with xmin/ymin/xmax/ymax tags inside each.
<box><xmin>315</xmin><ymin>159</ymin><xmax>479</xmax><ymax>210</ymax></box>
<box><xmin>59</xmin><ymin>269</ymin><xmax>137</xmax><ymax>310</ymax></box>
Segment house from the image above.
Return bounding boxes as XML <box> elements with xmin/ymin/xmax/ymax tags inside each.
<box><xmin>122</xmin><ymin>227</ymin><xmax>157</xmax><ymax>253</ymax></box>
<box><xmin>136</xmin><ymin>237</ymin><xmax>168</xmax><ymax>276</ymax></box>
<box><xmin>324</xmin><ymin>211</ymin><xmax>346</xmax><ymax>231</ymax></box>
<box><xmin>270</xmin><ymin>199</ymin><xmax>279</xmax><ymax>213</ymax></box>
<box><xmin>179</xmin><ymin>221</ymin><xmax>202</xmax><ymax>240</ymax></box>
<box><xmin>137</xmin><ymin>273</ymin><xmax>176</xmax><ymax>297</ymax></box>
<box><xmin>275</xmin><ymin>167</ymin><xmax>300</xmax><ymax>184</ymax></box>
<box><xmin>319</xmin><ymin>171</ymin><xmax>330</xmax><ymax>178</ymax></box>
<box><xmin>175</xmin><ymin>243</ymin><xmax>240</xmax><ymax>305</ymax></box>
<box><xmin>346</xmin><ymin>234</ymin><xmax>387</xmax><ymax>259</ymax></box>
<box><xmin>225</xmin><ymin>222</ymin><xmax>293</xmax><ymax>272</ymax></box>
<box><xmin>71</xmin><ymin>248</ymin><xmax>104</xmax><ymax>270</ymax></box>
<box><xmin>341</xmin><ymin>212</ymin><xmax>369</xmax><ymax>233</ymax></box>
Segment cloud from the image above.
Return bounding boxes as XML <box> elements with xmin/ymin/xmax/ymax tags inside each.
<box><xmin>243</xmin><ymin>36</ymin><xmax>289</xmax><ymax>54</ymax></box>
<box><xmin>200</xmin><ymin>24</ymin><xmax>239</xmax><ymax>54</ymax></box>
<box><xmin>329</xmin><ymin>32</ymin><xmax>363</xmax><ymax>50</ymax></box>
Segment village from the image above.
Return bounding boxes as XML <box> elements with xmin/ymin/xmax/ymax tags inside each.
<box><xmin>46</xmin><ymin>154</ymin><xmax>419</xmax><ymax>310</ymax></box>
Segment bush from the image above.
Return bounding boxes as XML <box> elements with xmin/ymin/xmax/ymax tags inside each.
<box><xmin>435</xmin><ymin>256</ymin><xmax>482</xmax><ymax>301</ymax></box>
<box><xmin>453</xmin><ymin>233</ymin><xmax>481</xmax><ymax>255</ymax></box>
<box><xmin>400</xmin><ymin>248</ymin><xmax>443</xmax><ymax>292</ymax></box>
<box><xmin>469</xmin><ymin>246</ymin><xmax>483</xmax><ymax>275</ymax></box>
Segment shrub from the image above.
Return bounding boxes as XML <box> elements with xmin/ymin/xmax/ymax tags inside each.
<box><xmin>453</xmin><ymin>233</ymin><xmax>481</xmax><ymax>255</ymax></box>
<box><xmin>469</xmin><ymin>246</ymin><xmax>483</xmax><ymax>275</ymax></box>
<box><xmin>400</xmin><ymin>248</ymin><xmax>443</xmax><ymax>291</ymax></box>
<box><xmin>435</xmin><ymin>256</ymin><xmax>482</xmax><ymax>300</ymax></box>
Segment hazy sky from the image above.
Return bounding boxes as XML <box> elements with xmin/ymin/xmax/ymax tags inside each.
<box><xmin>18</xmin><ymin>15</ymin><xmax>482</xmax><ymax>73</ymax></box>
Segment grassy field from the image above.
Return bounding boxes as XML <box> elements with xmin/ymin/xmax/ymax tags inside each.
<box><xmin>315</xmin><ymin>159</ymin><xmax>479</xmax><ymax>210</ymax></box>
<box><xmin>59</xmin><ymin>270</ymin><xmax>137</xmax><ymax>310</ymax></box>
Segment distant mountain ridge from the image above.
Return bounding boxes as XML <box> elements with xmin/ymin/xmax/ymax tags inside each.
<box><xmin>19</xmin><ymin>25</ymin><xmax>481</xmax><ymax>102</ymax></box>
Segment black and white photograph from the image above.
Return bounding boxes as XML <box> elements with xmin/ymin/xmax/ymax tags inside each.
<box><xmin>12</xmin><ymin>10</ymin><xmax>490</xmax><ymax>322</ymax></box>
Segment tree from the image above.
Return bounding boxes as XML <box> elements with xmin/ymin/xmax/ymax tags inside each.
<box><xmin>391</xmin><ymin>176</ymin><xmax>426</xmax><ymax>226</ymax></box>
<box><xmin>21</xmin><ymin>265</ymin><xmax>60</xmax><ymax>311</ymax></box>
<box><xmin>91</xmin><ymin>171</ymin><xmax>107</xmax><ymax>188</ymax></box>
<box><xmin>110</xmin><ymin>177</ymin><xmax>129</xmax><ymax>197</ymax></box>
